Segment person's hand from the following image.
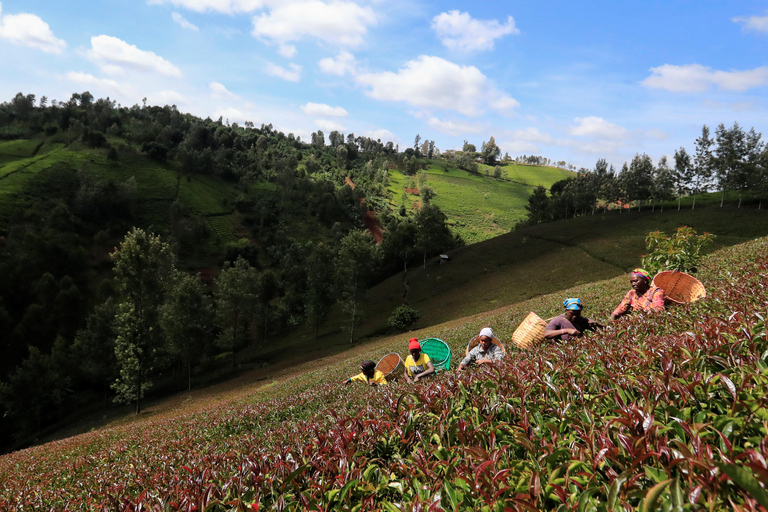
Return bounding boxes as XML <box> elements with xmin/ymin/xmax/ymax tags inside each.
<box><xmin>369</xmin><ymin>380</ymin><xmax>377</xmax><ymax>386</ymax></box>
<box><xmin>564</xmin><ymin>328</ymin><xmax>579</xmax><ymax>336</ymax></box>
<box><xmin>414</xmin><ymin>374</ymin><xmax>421</xmax><ymax>382</ymax></box>
<box><xmin>458</xmin><ymin>363</ymin><xmax>467</xmax><ymax>371</ymax></box>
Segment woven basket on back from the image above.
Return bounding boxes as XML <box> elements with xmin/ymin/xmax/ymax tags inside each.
<box><xmin>652</xmin><ymin>271</ymin><xmax>706</xmax><ymax>305</ymax></box>
<box><xmin>419</xmin><ymin>338</ymin><xmax>452</xmax><ymax>372</ymax></box>
<box><xmin>376</xmin><ymin>353</ymin><xmax>403</xmax><ymax>381</ymax></box>
<box><xmin>465</xmin><ymin>336</ymin><xmax>507</xmax><ymax>357</ymax></box>
<box><xmin>511</xmin><ymin>311</ymin><xmax>548</xmax><ymax>349</ymax></box>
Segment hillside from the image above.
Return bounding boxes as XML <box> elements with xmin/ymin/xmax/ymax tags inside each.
<box><xmin>387</xmin><ymin>161</ymin><xmax>574</xmax><ymax>244</ymax></box>
<box><xmin>277</xmin><ymin>204</ymin><xmax>768</xmax><ymax>366</ymax></box>
<box><xmin>2</xmin><ymin>235</ymin><xmax>768</xmax><ymax>510</ymax></box>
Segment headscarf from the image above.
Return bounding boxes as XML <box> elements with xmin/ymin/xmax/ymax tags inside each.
<box><xmin>631</xmin><ymin>268</ymin><xmax>651</xmax><ymax>282</ymax></box>
<box><xmin>408</xmin><ymin>338</ymin><xmax>421</xmax><ymax>351</ymax></box>
<box><xmin>361</xmin><ymin>360</ymin><xmax>376</xmax><ymax>372</ymax></box>
<box><xmin>563</xmin><ymin>298</ymin><xmax>583</xmax><ymax>311</ymax></box>
<box><xmin>479</xmin><ymin>327</ymin><xmax>494</xmax><ymax>339</ymax></box>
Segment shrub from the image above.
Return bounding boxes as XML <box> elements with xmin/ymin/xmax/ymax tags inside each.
<box><xmin>387</xmin><ymin>304</ymin><xmax>420</xmax><ymax>331</ymax></box>
<box><xmin>642</xmin><ymin>226</ymin><xmax>716</xmax><ymax>274</ymax></box>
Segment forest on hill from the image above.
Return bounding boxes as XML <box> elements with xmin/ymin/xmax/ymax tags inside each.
<box><xmin>0</xmin><ymin>91</ymin><xmax>569</xmax><ymax>453</ymax></box>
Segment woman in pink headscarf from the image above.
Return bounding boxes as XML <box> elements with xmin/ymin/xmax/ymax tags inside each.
<box><xmin>611</xmin><ymin>268</ymin><xmax>665</xmax><ymax>320</ymax></box>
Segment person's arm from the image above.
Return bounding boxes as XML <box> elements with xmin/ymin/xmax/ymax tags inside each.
<box><xmin>611</xmin><ymin>291</ymin><xmax>633</xmax><ymax>320</ymax></box>
<box><xmin>403</xmin><ymin>358</ymin><xmax>414</xmax><ymax>383</ymax></box>
<box><xmin>477</xmin><ymin>345</ymin><xmax>503</xmax><ymax>364</ymax></box>
<box><xmin>649</xmin><ymin>287</ymin><xmax>665</xmax><ymax>312</ymax></box>
<box><xmin>372</xmin><ymin>371</ymin><xmax>387</xmax><ymax>386</ymax></box>
<box><xmin>414</xmin><ymin>360</ymin><xmax>435</xmax><ymax>381</ymax></box>
<box><xmin>458</xmin><ymin>350</ymin><xmax>474</xmax><ymax>371</ymax></box>
<box><xmin>544</xmin><ymin>319</ymin><xmax>578</xmax><ymax>340</ymax></box>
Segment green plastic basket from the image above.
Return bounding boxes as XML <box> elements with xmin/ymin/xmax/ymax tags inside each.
<box><xmin>420</xmin><ymin>338</ymin><xmax>452</xmax><ymax>372</ymax></box>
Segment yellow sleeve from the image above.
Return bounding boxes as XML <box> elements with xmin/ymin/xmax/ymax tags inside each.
<box><xmin>404</xmin><ymin>355</ymin><xmax>414</xmax><ymax>376</ymax></box>
<box><xmin>373</xmin><ymin>371</ymin><xmax>388</xmax><ymax>385</ymax></box>
<box><xmin>349</xmin><ymin>372</ymin><xmax>367</xmax><ymax>383</ymax></box>
<box><xmin>422</xmin><ymin>354</ymin><xmax>431</xmax><ymax>364</ymax></box>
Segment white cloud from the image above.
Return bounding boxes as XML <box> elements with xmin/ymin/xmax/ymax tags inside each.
<box><xmin>210</xmin><ymin>82</ymin><xmax>239</xmax><ymax>99</ymax></box>
<box><xmin>252</xmin><ymin>0</ymin><xmax>376</xmax><ymax>48</ymax></box>
<box><xmin>505</xmin><ymin>140</ymin><xmax>539</xmax><ymax>153</ymax></box>
<box><xmin>301</xmin><ymin>102</ymin><xmax>348</xmax><ymax>117</ymax></box>
<box><xmin>355</xmin><ymin>55</ymin><xmax>517</xmax><ymax>116</ymax></box>
<box><xmin>645</xmin><ymin>128</ymin><xmax>669</xmax><ymax>140</ymax></box>
<box><xmin>172</xmin><ymin>12</ymin><xmax>199</xmax><ymax>31</ymax></box>
<box><xmin>733</xmin><ymin>14</ymin><xmax>768</xmax><ymax>33</ymax></box>
<box><xmin>87</xmin><ymin>35</ymin><xmax>183</xmax><ymax>78</ymax></box>
<box><xmin>148</xmin><ymin>0</ymin><xmax>264</xmax><ymax>14</ymax></box>
<box><xmin>278</xmin><ymin>44</ymin><xmax>296</xmax><ymax>58</ymax></box>
<box><xmin>148</xmin><ymin>90</ymin><xmax>187</xmax><ymax>106</ymax></box>
<box><xmin>426</xmin><ymin>116</ymin><xmax>484</xmax><ymax>136</ymax></box>
<box><xmin>65</xmin><ymin>71</ymin><xmax>130</xmax><ymax>96</ymax></box>
<box><xmin>432</xmin><ymin>10</ymin><xmax>518</xmax><ymax>52</ymax></box>
<box><xmin>264</xmin><ymin>61</ymin><xmax>301</xmax><ymax>81</ymax></box>
<box><xmin>315</xmin><ymin>118</ymin><xmax>346</xmax><ymax>132</ymax></box>
<box><xmin>360</xmin><ymin>128</ymin><xmax>397</xmax><ymax>143</ymax></box>
<box><xmin>570</xmin><ymin>117</ymin><xmax>628</xmax><ymax>139</ymax></box>
<box><xmin>507</xmin><ymin>127</ymin><xmax>554</xmax><ymax>144</ymax></box>
<box><xmin>0</xmin><ymin>6</ymin><xmax>66</xmax><ymax>54</ymax></box>
<box><xmin>318</xmin><ymin>51</ymin><xmax>357</xmax><ymax>76</ymax></box>
<box><xmin>642</xmin><ymin>63</ymin><xmax>768</xmax><ymax>93</ymax></box>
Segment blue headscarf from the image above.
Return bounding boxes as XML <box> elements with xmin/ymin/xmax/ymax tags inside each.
<box><xmin>563</xmin><ymin>298</ymin><xmax>583</xmax><ymax>311</ymax></box>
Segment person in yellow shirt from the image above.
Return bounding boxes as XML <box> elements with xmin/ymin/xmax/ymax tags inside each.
<box><xmin>403</xmin><ymin>338</ymin><xmax>435</xmax><ymax>383</ymax></box>
<box><xmin>344</xmin><ymin>360</ymin><xmax>387</xmax><ymax>386</ymax></box>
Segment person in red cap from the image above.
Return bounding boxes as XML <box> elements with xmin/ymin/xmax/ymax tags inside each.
<box><xmin>403</xmin><ymin>338</ymin><xmax>435</xmax><ymax>383</ymax></box>
<box><xmin>344</xmin><ymin>360</ymin><xmax>388</xmax><ymax>386</ymax></box>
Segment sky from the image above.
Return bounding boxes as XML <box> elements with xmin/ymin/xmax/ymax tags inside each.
<box><xmin>1</xmin><ymin>1</ymin><xmax>768</xmax><ymax>169</ymax></box>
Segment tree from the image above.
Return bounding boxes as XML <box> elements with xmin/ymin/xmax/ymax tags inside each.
<box><xmin>652</xmin><ymin>155</ymin><xmax>675</xmax><ymax>209</ymax></box>
<box><xmin>110</xmin><ymin>228</ymin><xmax>176</xmax><ymax>414</ymax></box>
<box><xmin>159</xmin><ymin>272</ymin><xmax>213</xmax><ymax>390</ymax></box>
<box><xmin>481</xmin><ymin>136</ymin><xmax>501</xmax><ymax>165</ymax></box>
<box><xmin>462</xmin><ymin>140</ymin><xmax>476</xmax><ymax>153</ymax></box>
<box><xmin>620</xmin><ymin>154</ymin><xmax>655</xmax><ymax>210</ymax></box>
<box><xmin>524</xmin><ymin>186</ymin><xmax>551</xmax><ymax>224</ymax></box>
<box><xmin>692</xmin><ymin>125</ymin><xmax>714</xmax><ymax>209</ymax></box>
<box><xmin>73</xmin><ymin>298</ymin><xmax>118</xmax><ymax>408</ymax></box>
<box><xmin>673</xmin><ymin>147</ymin><xmax>693</xmax><ymax>210</ymax></box>
<box><xmin>214</xmin><ymin>257</ymin><xmax>259</xmax><ymax>368</ymax></box>
<box><xmin>714</xmin><ymin>122</ymin><xmax>746</xmax><ymax>207</ymax></box>
<box><xmin>413</xmin><ymin>134</ymin><xmax>422</xmax><ymax>156</ymax></box>
<box><xmin>415</xmin><ymin>203</ymin><xmax>455</xmax><ymax>268</ymax></box>
<box><xmin>305</xmin><ymin>243</ymin><xmax>336</xmax><ymax>338</ymax></box>
<box><xmin>336</xmin><ymin>230</ymin><xmax>378</xmax><ymax>343</ymax></box>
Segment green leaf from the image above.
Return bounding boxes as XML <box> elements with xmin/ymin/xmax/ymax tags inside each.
<box><xmin>642</xmin><ymin>479</ymin><xmax>672</xmax><ymax>512</ymax></box>
<box><xmin>577</xmin><ymin>487</ymin><xmax>599</xmax><ymax>512</ymax></box>
<box><xmin>720</xmin><ymin>464</ymin><xmax>768</xmax><ymax>508</ymax></box>
<box><xmin>670</xmin><ymin>478</ymin><xmax>683</xmax><ymax>512</ymax></box>
<box><xmin>380</xmin><ymin>502</ymin><xmax>402</xmax><ymax>512</ymax></box>
<box><xmin>607</xmin><ymin>470</ymin><xmax>630</xmax><ymax>510</ymax></box>
<box><xmin>443</xmin><ymin>480</ymin><xmax>459</xmax><ymax>510</ymax></box>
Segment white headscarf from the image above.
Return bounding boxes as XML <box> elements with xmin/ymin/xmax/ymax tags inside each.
<box><xmin>479</xmin><ymin>327</ymin><xmax>494</xmax><ymax>339</ymax></box>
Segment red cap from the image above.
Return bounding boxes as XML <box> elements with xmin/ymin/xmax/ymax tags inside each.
<box><xmin>408</xmin><ymin>338</ymin><xmax>420</xmax><ymax>351</ymax></box>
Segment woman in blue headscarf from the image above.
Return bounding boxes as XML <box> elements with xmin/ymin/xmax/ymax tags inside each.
<box><xmin>544</xmin><ymin>298</ymin><xmax>604</xmax><ymax>342</ymax></box>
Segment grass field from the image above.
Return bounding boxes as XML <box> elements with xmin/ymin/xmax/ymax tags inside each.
<box><xmin>177</xmin><ymin>174</ymin><xmax>236</xmax><ymax>216</ymax></box>
<box><xmin>387</xmin><ymin>159</ymin><xmax>574</xmax><ymax>244</ymax></box>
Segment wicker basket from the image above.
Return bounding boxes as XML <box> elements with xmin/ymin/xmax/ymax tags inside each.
<box><xmin>652</xmin><ymin>271</ymin><xmax>706</xmax><ymax>305</ymax></box>
<box><xmin>420</xmin><ymin>338</ymin><xmax>452</xmax><ymax>372</ymax></box>
<box><xmin>376</xmin><ymin>353</ymin><xmax>403</xmax><ymax>381</ymax></box>
<box><xmin>511</xmin><ymin>311</ymin><xmax>548</xmax><ymax>349</ymax></box>
<box><xmin>465</xmin><ymin>336</ymin><xmax>507</xmax><ymax>357</ymax></box>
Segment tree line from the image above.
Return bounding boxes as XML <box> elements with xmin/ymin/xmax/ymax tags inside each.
<box><xmin>521</xmin><ymin>123</ymin><xmax>768</xmax><ymax>225</ymax></box>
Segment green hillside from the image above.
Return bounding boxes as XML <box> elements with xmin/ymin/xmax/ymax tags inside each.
<box><xmin>3</xmin><ymin>233</ymin><xmax>767</xmax><ymax>510</ymax></box>
<box><xmin>278</xmin><ymin>205</ymin><xmax>768</xmax><ymax>366</ymax></box>
<box><xmin>387</xmin><ymin>161</ymin><xmax>574</xmax><ymax>243</ymax></box>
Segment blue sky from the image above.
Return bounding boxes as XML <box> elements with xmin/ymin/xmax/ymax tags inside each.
<box><xmin>1</xmin><ymin>0</ymin><xmax>767</xmax><ymax>169</ymax></box>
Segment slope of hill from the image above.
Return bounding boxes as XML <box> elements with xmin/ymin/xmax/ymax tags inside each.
<box><xmin>2</xmin><ymin>235</ymin><xmax>767</xmax><ymax>510</ymax></box>
<box><xmin>386</xmin><ymin>161</ymin><xmax>574</xmax><ymax>244</ymax></box>
<box><xmin>280</xmin><ymin>205</ymin><xmax>768</xmax><ymax>366</ymax></box>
